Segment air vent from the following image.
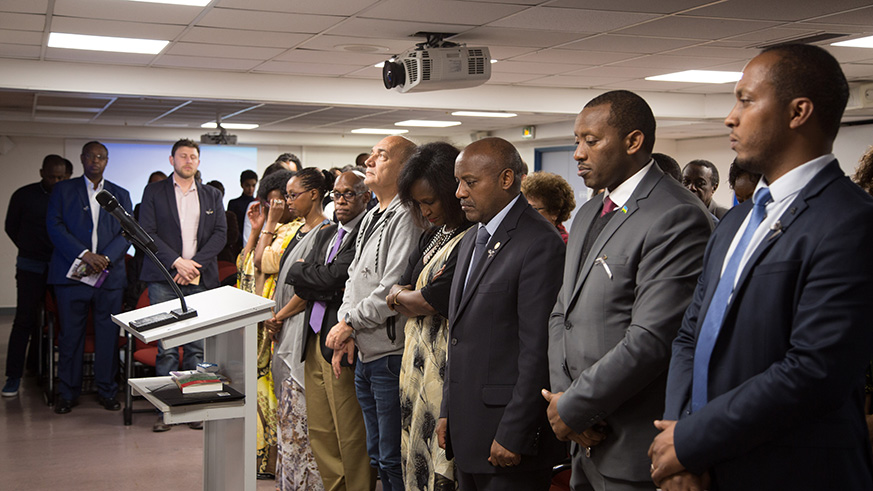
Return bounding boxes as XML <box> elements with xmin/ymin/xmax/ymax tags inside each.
<box><xmin>405</xmin><ymin>59</ymin><xmax>419</xmax><ymax>83</ymax></box>
<box><xmin>468</xmin><ymin>48</ymin><xmax>485</xmax><ymax>57</ymax></box>
<box><xmin>422</xmin><ymin>59</ymin><xmax>433</xmax><ymax>81</ymax></box>
<box><xmin>756</xmin><ymin>32</ymin><xmax>848</xmax><ymax>49</ymax></box>
<box><xmin>469</xmin><ymin>58</ymin><xmax>485</xmax><ymax>75</ymax></box>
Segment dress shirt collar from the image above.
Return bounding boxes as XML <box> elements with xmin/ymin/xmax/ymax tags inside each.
<box><xmin>83</xmin><ymin>175</ymin><xmax>104</xmax><ymax>194</ymax></box>
<box><xmin>755</xmin><ymin>153</ymin><xmax>834</xmax><ymax>205</ymax></box>
<box><xmin>603</xmin><ymin>159</ymin><xmax>654</xmax><ymax>210</ymax></box>
<box><xmin>481</xmin><ymin>193</ymin><xmax>521</xmax><ymax>237</ymax></box>
<box><xmin>173</xmin><ymin>174</ymin><xmax>197</xmax><ymax>194</ymax></box>
<box><xmin>339</xmin><ymin>209</ymin><xmax>366</xmax><ymax>233</ymax></box>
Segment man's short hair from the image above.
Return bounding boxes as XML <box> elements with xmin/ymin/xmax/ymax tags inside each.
<box><xmin>240</xmin><ymin>169</ymin><xmax>257</xmax><ymax>183</ymax></box>
<box><xmin>685</xmin><ymin>159</ymin><xmax>720</xmax><ymax>186</ymax></box>
<box><xmin>63</xmin><ymin>158</ymin><xmax>73</xmax><ymax>175</ymax></box>
<box><xmin>82</xmin><ymin>141</ymin><xmax>107</xmax><ymax>155</ymax></box>
<box><xmin>584</xmin><ymin>90</ymin><xmax>656</xmax><ymax>154</ymax></box>
<box><xmin>652</xmin><ymin>153</ymin><xmax>682</xmax><ymax>182</ymax></box>
<box><xmin>171</xmin><ymin>138</ymin><xmax>199</xmax><ymax>157</ymax></box>
<box><xmin>761</xmin><ymin>44</ymin><xmax>848</xmax><ymax>141</ymax></box>
<box><xmin>42</xmin><ymin>154</ymin><xmax>66</xmax><ymax>171</ymax></box>
<box><xmin>276</xmin><ymin>153</ymin><xmax>301</xmax><ymax>170</ymax></box>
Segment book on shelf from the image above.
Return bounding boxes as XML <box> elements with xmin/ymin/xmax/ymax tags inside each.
<box><xmin>170</xmin><ymin>370</ymin><xmax>223</xmax><ymax>394</ymax></box>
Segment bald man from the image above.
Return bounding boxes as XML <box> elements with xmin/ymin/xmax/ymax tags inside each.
<box><xmin>326</xmin><ymin>136</ymin><xmax>420</xmax><ymax>491</ymax></box>
<box><xmin>437</xmin><ymin>137</ymin><xmax>566</xmax><ymax>490</ymax></box>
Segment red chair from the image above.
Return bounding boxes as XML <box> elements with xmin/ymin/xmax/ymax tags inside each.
<box><xmin>217</xmin><ymin>260</ymin><xmax>238</xmax><ymax>287</ymax></box>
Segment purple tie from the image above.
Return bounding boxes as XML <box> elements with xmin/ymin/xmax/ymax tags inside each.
<box><xmin>600</xmin><ymin>197</ymin><xmax>617</xmax><ymax>217</ymax></box>
<box><xmin>309</xmin><ymin>228</ymin><xmax>346</xmax><ymax>333</ymax></box>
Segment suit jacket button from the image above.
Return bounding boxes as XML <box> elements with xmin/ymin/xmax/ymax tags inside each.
<box><xmin>451</xmin><ymin>338</ymin><xmax>458</xmax><ymax>346</ymax></box>
<box><xmin>564</xmin><ymin>321</ymin><xmax>572</xmax><ymax>330</ymax></box>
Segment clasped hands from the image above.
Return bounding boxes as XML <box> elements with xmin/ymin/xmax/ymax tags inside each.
<box><xmin>79</xmin><ymin>251</ymin><xmax>109</xmax><ymax>275</ymax></box>
<box><xmin>648</xmin><ymin>420</ymin><xmax>710</xmax><ymax>491</ymax></box>
<box><xmin>172</xmin><ymin>257</ymin><xmax>202</xmax><ymax>285</ymax></box>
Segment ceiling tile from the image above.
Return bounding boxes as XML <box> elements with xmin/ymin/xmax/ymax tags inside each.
<box><xmin>486</xmin><ymin>45</ymin><xmax>538</xmax><ymax>59</ymax></box>
<box><xmin>0</xmin><ymin>13</ymin><xmax>45</xmax><ymax>31</ymax></box>
<box><xmin>485</xmin><ymin>72</ymin><xmax>549</xmax><ymax>84</ymax></box>
<box><xmin>53</xmin><ymin>0</ymin><xmax>200</xmax><ymax>25</ymax></box>
<box><xmin>273</xmin><ymin>48</ymin><xmax>386</xmax><ymax>66</ymax></box>
<box><xmin>686</xmin><ymin>0</ymin><xmax>873</xmax><ymax>21</ymax></box>
<box><xmin>199</xmin><ymin>8</ymin><xmax>343</xmax><ymax>33</ymax></box>
<box><xmin>0</xmin><ymin>0</ymin><xmax>48</xmax><ymax>14</ymax></box>
<box><xmin>152</xmin><ymin>54</ymin><xmax>263</xmax><ymax>70</ymax></box>
<box><xmin>461</xmin><ymin>0</ymin><xmax>544</xmax><ymax>5</ymax></box>
<box><xmin>825</xmin><ymin>46</ymin><xmax>873</xmax><ymax>64</ymax></box>
<box><xmin>489</xmin><ymin>7</ymin><xmax>659</xmax><ymax>33</ymax></box>
<box><xmin>546</xmin><ymin>0</ymin><xmax>713</xmax><ymax>14</ymax></box>
<box><xmin>490</xmin><ymin>59</ymin><xmax>584</xmax><ymax>75</ymax></box>
<box><xmin>297</xmin><ymin>35</ymin><xmax>411</xmax><ymax>54</ymax></box>
<box><xmin>166</xmin><ymin>42</ymin><xmax>284</xmax><ymax>60</ymax></box>
<box><xmin>518</xmin><ymin>74</ymin><xmax>632</xmax><ymax>88</ymax></box>
<box><xmin>613</xmin><ymin>54</ymin><xmax>731</xmax><ymax>70</ymax></box>
<box><xmin>44</xmin><ymin>47</ymin><xmax>157</xmax><ymax>64</ymax></box>
<box><xmin>450</xmin><ymin>26</ymin><xmax>588</xmax><ymax>48</ymax></box>
<box><xmin>841</xmin><ymin>63</ymin><xmax>873</xmax><ymax>80</ymax></box>
<box><xmin>512</xmin><ymin>49</ymin><xmax>636</xmax><ymax>65</ymax></box>
<box><xmin>616</xmin><ymin>16</ymin><xmax>779</xmax><ymax>40</ymax></box>
<box><xmin>666</xmin><ymin>45</ymin><xmax>758</xmax><ymax>60</ymax></box>
<box><xmin>814</xmin><ymin>6</ymin><xmax>873</xmax><ymax>26</ymax></box>
<box><xmin>252</xmin><ymin>60</ymin><xmax>360</xmax><ymax>76</ymax></box>
<box><xmin>0</xmin><ymin>29</ymin><xmax>43</xmax><ymax>45</ymax></box>
<box><xmin>561</xmin><ymin>34</ymin><xmax>700</xmax><ymax>54</ymax></box>
<box><xmin>675</xmin><ymin>84</ymin><xmax>737</xmax><ymax>94</ymax></box>
<box><xmin>361</xmin><ymin>0</ymin><xmax>525</xmax><ymax>25</ymax></box>
<box><xmin>567</xmin><ymin>65</ymin><xmax>665</xmax><ymax>79</ymax></box>
<box><xmin>181</xmin><ymin>27</ymin><xmax>311</xmax><ymax>48</ymax></box>
<box><xmin>51</xmin><ymin>17</ymin><xmax>184</xmax><ymax>39</ymax></box>
<box><xmin>0</xmin><ymin>43</ymin><xmax>40</xmax><ymax>58</ymax></box>
<box><xmin>332</xmin><ymin>18</ymin><xmax>477</xmax><ymax>39</ymax></box>
<box><xmin>214</xmin><ymin>0</ymin><xmax>379</xmax><ymax>16</ymax></box>
<box><xmin>600</xmin><ymin>79</ymin><xmax>698</xmax><ymax>91</ymax></box>
<box><xmin>723</xmin><ymin>27</ymin><xmax>823</xmax><ymax>44</ymax></box>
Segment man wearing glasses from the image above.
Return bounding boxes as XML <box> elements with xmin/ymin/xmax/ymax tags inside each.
<box><xmin>47</xmin><ymin>141</ymin><xmax>132</xmax><ymax>414</ymax></box>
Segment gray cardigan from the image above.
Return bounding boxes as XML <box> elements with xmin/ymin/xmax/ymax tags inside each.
<box><xmin>338</xmin><ymin>195</ymin><xmax>420</xmax><ymax>363</ymax></box>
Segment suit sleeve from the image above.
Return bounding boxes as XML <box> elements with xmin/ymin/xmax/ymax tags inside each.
<box><xmin>495</xmin><ymin>228</ymin><xmax>566</xmax><ymax>454</ymax></box>
<box><xmin>98</xmin><ymin>186</ymin><xmax>132</xmax><ymax>264</ymax></box>
<box><xmin>288</xmin><ymin>230</ymin><xmax>354</xmax><ymax>299</ymax></box>
<box><xmin>191</xmin><ymin>188</ymin><xmax>227</xmax><ymax>265</ymax></box>
<box><xmin>139</xmin><ymin>183</ymin><xmax>182</xmax><ymax>270</ymax></box>
<box><xmin>556</xmin><ymin>203</ymin><xmax>711</xmax><ymax>432</ymax></box>
<box><xmin>46</xmin><ymin>183</ymin><xmax>90</xmax><ymax>267</ymax></box>
<box><xmin>673</xmin><ymin>207</ymin><xmax>873</xmax><ymax>473</ymax></box>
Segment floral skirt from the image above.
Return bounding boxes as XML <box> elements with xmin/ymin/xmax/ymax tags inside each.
<box><xmin>276</xmin><ymin>377</ymin><xmax>324</xmax><ymax>491</ymax></box>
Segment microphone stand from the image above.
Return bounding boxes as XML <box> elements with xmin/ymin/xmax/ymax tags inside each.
<box><xmin>124</xmin><ymin>231</ymin><xmax>198</xmax><ymax>330</ymax></box>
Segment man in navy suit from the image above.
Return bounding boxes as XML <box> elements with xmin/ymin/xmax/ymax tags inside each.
<box><xmin>437</xmin><ymin>137</ymin><xmax>566</xmax><ymax>490</ymax></box>
<box><xmin>47</xmin><ymin>141</ymin><xmax>131</xmax><ymax>414</ymax></box>
<box><xmin>649</xmin><ymin>44</ymin><xmax>873</xmax><ymax>490</ymax></box>
<box><xmin>139</xmin><ymin>139</ymin><xmax>226</xmax><ymax>431</ymax></box>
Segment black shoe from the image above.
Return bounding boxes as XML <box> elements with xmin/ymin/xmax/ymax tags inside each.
<box><xmin>55</xmin><ymin>398</ymin><xmax>74</xmax><ymax>414</ymax></box>
<box><xmin>98</xmin><ymin>396</ymin><xmax>121</xmax><ymax>411</ymax></box>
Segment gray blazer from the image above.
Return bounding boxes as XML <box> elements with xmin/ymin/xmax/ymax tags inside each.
<box><xmin>548</xmin><ymin>164</ymin><xmax>712</xmax><ymax>482</ymax></box>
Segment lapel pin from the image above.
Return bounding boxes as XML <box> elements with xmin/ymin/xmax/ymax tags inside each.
<box><xmin>767</xmin><ymin>220</ymin><xmax>783</xmax><ymax>240</ymax></box>
<box><xmin>621</xmin><ymin>206</ymin><xmax>628</xmax><ymax>213</ymax></box>
<box><xmin>493</xmin><ymin>241</ymin><xmax>500</xmax><ymax>250</ymax></box>
<box><xmin>206</xmin><ymin>209</ymin><xmax>214</xmax><ymax>215</ymax></box>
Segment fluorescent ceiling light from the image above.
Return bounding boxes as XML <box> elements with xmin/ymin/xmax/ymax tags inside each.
<box><xmin>395</xmin><ymin>120</ymin><xmax>462</xmax><ymax>128</ymax></box>
<box><xmin>201</xmin><ymin>122</ymin><xmax>259</xmax><ymax>130</ymax></box>
<box><xmin>832</xmin><ymin>35</ymin><xmax>873</xmax><ymax>48</ymax></box>
<box><xmin>351</xmin><ymin>128</ymin><xmax>409</xmax><ymax>135</ymax></box>
<box><xmin>48</xmin><ymin>32</ymin><xmax>168</xmax><ymax>55</ymax></box>
<box><xmin>452</xmin><ymin>111</ymin><xmax>517</xmax><ymax>118</ymax></box>
<box><xmin>646</xmin><ymin>70</ymin><xmax>742</xmax><ymax>84</ymax></box>
<box><xmin>128</xmin><ymin>0</ymin><xmax>212</xmax><ymax>6</ymax></box>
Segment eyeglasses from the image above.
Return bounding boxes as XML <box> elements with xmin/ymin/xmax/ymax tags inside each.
<box><xmin>331</xmin><ymin>191</ymin><xmax>361</xmax><ymax>202</ymax></box>
<box><xmin>284</xmin><ymin>189</ymin><xmax>311</xmax><ymax>201</ymax></box>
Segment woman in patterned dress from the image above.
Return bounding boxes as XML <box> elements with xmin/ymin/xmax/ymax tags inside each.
<box><xmin>387</xmin><ymin>142</ymin><xmax>473</xmax><ymax>490</ymax></box>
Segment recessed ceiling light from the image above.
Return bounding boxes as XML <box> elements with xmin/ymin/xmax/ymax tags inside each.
<box><xmin>201</xmin><ymin>122</ymin><xmax>259</xmax><ymax>130</ymax></box>
<box><xmin>128</xmin><ymin>0</ymin><xmax>212</xmax><ymax>6</ymax></box>
<box><xmin>351</xmin><ymin>128</ymin><xmax>409</xmax><ymax>135</ymax></box>
<box><xmin>395</xmin><ymin>120</ymin><xmax>462</xmax><ymax>128</ymax></box>
<box><xmin>645</xmin><ymin>70</ymin><xmax>742</xmax><ymax>84</ymax></box>
<box><xmin>832</xmin><ymin>35</ymin><xmax>873</xmax><ymax>49</ymax></box>
<box><xmin>48</xmin><ymin>32</ymin><xmax>169</xmax><ymax>55</ymax></box>
<box><xmin>490</xmin><ymin>59</ymin><xmax>498</xmax><ymax>64</ymax></box>
<box><xmin>374</xmin><ymin>62</ymin><xmax>385</xmax><ymax>68</ymax></box>
<box><xmin>452</xmin><ymin>111</ymin><xmax>517</xmax><ymax>118</ymax></box>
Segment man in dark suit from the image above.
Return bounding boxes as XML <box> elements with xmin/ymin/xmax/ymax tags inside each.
<box><xmin>543</xmin><ymin>90</ymin><xmax>712</xmax><ymax>490</ymax></box>
<box><xmin>437</xmin><ymin>137</ymin><xmax>566</xmax><ymax>490</ymax></box>
<box><xmin>285</xmin><ymin>170</ymin><xmax>375</xmax><ymax>490</ymax></box>
<box><xmin>139</xmin><ymin>138</ymin><xmax>226</xmax><ymax>431</ymax></box>
<box><xmin>47</xmin><ymin>141</ymin><xmax>131</xmax><ymax>414</ymax></box>
<box><xmin>227</xmin><ymin>169</ymin><xmax>257</xmax><ymax>250</ymax></box>
<box><xmin>649</xmin><ymin>44</ymin><xmax>873</xmax><ymax>490</ymax></box>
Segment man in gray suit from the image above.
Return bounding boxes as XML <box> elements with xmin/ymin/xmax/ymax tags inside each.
<box><xmin>543</xmin><ymin>90</ymin><xmax>712</xmax><ymax>490</ymax></box>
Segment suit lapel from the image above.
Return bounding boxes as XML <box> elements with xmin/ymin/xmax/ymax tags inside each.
<box><xmin>566</xmin><ymin>166</ymin><xmax>661</xmax><ymax>310</ymax></box>
<box><xmin>165</xmin><ymin>178</ymin><xmax>182</xmax><ymax>231</ymax></box>
<box><xmin>452</xmin><ymin>196</ymin><xmax>525</xmax><ymax>324</ymax></box>
<box><xmin>449</xmin><ymin>229</ymin><xmax>475</xmax><ymax>328</ymax></box>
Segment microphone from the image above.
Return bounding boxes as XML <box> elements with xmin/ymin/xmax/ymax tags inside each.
<box><xmin>95</xmin><ymin>190</ymin><xmax>158</xmax><ymax>253</ymax></box>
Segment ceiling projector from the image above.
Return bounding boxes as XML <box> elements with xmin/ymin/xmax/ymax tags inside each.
<box><xmin>383</xmin><ymin>45</ymin><xmax>491</xmax><ymax>93</ymax></box>
<box><xmin>200</xmin><ymin>124</ymin><xmax>237</xmax><ymax>145</ymax></box>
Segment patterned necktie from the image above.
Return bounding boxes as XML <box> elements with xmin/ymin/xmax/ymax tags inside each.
<box><xmin>309</xmin><ymin>228</ymin><xmax>346</xmax><ymax>334</ymax></box>
<box><xmin>691</xmin><ymin>187</ymin><xmax>772</xmax><ymax>412</ymax></box>
<box><xmin>464</xmin><ymin>226</ymin><xmax>491</xmax><ymax>290</ymax></box>
<box><xmin>601</xmin><ymin>197</ymin><xmax>618</xmax><ymax>217</ymax></box>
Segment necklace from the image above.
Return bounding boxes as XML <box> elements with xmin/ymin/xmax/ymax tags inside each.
<box><xmin>422</xmin><ymin>224</ymin><xmax>458</xmax><ymax>265</ymax></box>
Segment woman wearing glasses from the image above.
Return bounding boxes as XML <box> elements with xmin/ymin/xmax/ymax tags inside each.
<box><xmin>387</xmin><ymin>142</ymin><xmax>474</xmax><ymax>491</ymax></box>
<box><xmin>266</xmin><ymin>167</ymin><xmax>334</xmax><ymax>490</ymax></box>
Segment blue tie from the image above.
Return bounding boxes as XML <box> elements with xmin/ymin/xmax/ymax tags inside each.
<box><xmin>691</xmin><ymin>187</ymin><xmax>772</xmax><ymax>412</ymax></box>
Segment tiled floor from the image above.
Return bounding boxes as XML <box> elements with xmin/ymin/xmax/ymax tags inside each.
<box><xmin>0</xmin><ymin>314</ymin><xmax>277</xmax><ymax>490</ymax></box>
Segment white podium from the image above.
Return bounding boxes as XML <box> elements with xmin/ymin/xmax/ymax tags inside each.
<box><xmin>112</xmin><ymin>286</ymin><xmax>274</xmax><ymax>491</ymax></box>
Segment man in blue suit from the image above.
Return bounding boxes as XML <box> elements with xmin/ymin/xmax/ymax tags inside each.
<box><xmin>47</xmin><ymin>141</ymin><xmax>131</xmax><ymax>414</ymax></box>
<box><xmin>139</xmin><ymin>139</ymin><xmax>226</xmax><ymax>431</ymax></box>
<box><xmin>649</xmin><ymin>45</ymin><xmax>873</xmax><ymax>490</ymax></box>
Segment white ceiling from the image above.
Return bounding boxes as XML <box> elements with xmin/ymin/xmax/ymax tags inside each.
<box><xmin>1</xmin><ymin>0</ymin><xmax>873</xmax><ymax>144</ymax></box>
